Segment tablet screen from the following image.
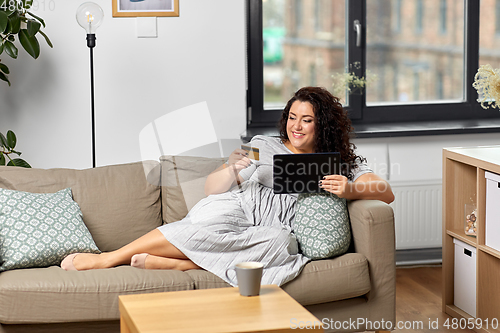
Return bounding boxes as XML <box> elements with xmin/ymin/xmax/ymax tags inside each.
<box><xmin>273</xmin><ymin>153</ymin><xmax>341</xmax><ymax>194</ymax></box>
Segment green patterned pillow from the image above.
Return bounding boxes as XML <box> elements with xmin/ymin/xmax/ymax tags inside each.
<box><xmin>0</xmin><ymin>187</ymin><xmax>100</xmax><ymax>271</ymax></box>
<box><xmin>293</xmin><ymin>193</ymin><xmax>351</xmax><ymax>260</ymax></box>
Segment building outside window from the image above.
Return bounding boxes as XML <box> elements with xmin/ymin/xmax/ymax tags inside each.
<box><xmin>495</xmin><ymin>0</ymin><xmax>500</xmax><ymax>36</ymax></box>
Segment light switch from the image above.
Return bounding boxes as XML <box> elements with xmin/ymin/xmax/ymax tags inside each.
<box><xmin>136</xmin><ymin>17</ymin><xmax>157</xmax><ymax>38</ymax></box>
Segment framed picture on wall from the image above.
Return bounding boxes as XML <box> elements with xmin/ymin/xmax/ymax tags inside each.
<box><xmin>112</xmin><ymin>0</ymin><xmax>179</xmax><ymax>17</ymax></box>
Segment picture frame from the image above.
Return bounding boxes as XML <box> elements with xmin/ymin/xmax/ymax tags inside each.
<box><xmin>112</xmin><ymin>0</ymin><xmax>179</xmax><ymax>18</ymax></box>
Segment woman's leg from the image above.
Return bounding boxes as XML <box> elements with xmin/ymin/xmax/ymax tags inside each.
<box><xmin>64</xmin><ymin>229</ymin><xmax>192</xmax><ymax>271</ymax></box>
<box><xmin>131</xmin><ymin>254</ymin><xmax>201</xmax><ymax>270</ymax></box>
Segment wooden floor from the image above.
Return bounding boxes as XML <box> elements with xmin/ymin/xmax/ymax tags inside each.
<box><xmin>366</xmin><ymin>265</ymin><xmax>474</xmax><ymax>333</ymax></box>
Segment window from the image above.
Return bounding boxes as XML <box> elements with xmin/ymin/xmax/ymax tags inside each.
<box><xmin>247</xmin><ymin>0</ymin><xmax>500</xmax><ymax>132</ymax></box>
<box><xmin>496</xmin><ymin>0</ymin><xmax>500</xmax><ymax>36</ymax></box>
<box><xmin>436</xmin><ymin>72</ymin><xmax>444</xmax><ymax>99</ymax></box>
<box><xmin>440</xmin><ymin>0</ymin><xmax>447</xmax><ymax>34</ymax></box>
<box><xmin>294</xmin><ymin>0</ymin><xmax>303</xmax><ymax>31</ymax></box>
<box><xmin>309</xmin><ymin>64</ymin><xmax>317</xmax><ymax>86</ymax></box>
<box><xmin>314</xmin><ymin>0</ymin><xmax>321</xmax><ymax>32</ymax></box>
<box><xmin>480</xmin><ymin>1</ymin><xmax>500</xmax><ymax>72</ymax></box>
<box><xmin>415</xmin><ymin>0</ymin><xmax>424</xmax><ymax>34</ymax></box>
<box><xmin>392</xmin><ymin>0</ymin><xmax>402</xmax><ymax>34</ymax></box>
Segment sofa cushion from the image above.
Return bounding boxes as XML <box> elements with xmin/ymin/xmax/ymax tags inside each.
<box><xmin>282</xmin><ymin>253</ymin><xmax>370</xmax><ymax>306</ymax></box>
<box><xmin>184</xmin><ymin>269</ymin><xmax>231</xmax><ymax>290</ymax></box>
<box><xmin>160</xmin><ymin>156</ymin><xmax>225</xmax><ymax>223</ymax></box>
<box><xmin>0</xmin><ymin>187</ymin><xmax>100</xmax><ymax>271</ymax></box>
<box><xmin>0</xmin><ymin>162</ymin><xmax>162</xmax><ymax>252</ymax></box>
<box><xmin>0</xmin><ymin>266</ymin><xmax>194</xmax><ymax>324</ymax></box>
<box><xmin>293</xmin><ymin>193</ymin><xmax>351</xmax><ymax>260</ymax></box>
<box><xmin>186</xmin><ymin>254</ymin><xmax>370</xmax><ymax>307</ymax></box>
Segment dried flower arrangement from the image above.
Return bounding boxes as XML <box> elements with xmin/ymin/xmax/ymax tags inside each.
<box><xmin>331</xmin><ymin>62</ymin><xmax>378</xmax><ymax>98</ymax></box>
<box><xmin>472</xmin><ymin>64</ymin><xmax>500</xmax><ymax>109</ymax></box>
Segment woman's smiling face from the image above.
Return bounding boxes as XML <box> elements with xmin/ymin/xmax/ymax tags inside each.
<box><xmin>285</xmin><ymin>101</ymin><xmax>316</xmax><ymax>154</ymax></box>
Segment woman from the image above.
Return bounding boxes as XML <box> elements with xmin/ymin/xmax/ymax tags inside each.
<box><xmin>61</xmin><ymin>87</ymin><xmax>394</xmax><ymax>286</ymax></box>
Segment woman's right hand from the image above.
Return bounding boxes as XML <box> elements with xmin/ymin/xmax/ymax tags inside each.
<box><xmin>205</xmin><ymin>149</ymin><xmax>252</xmax><ymax>196</ymax></box>
<box><xmin>227</xmin><ymin>149</ymin><xmax>252</xmax><ymax>171</ymax></box>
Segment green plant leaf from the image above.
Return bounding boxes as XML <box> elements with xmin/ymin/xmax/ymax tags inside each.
<box><xmin>3</xmin><ymin>40</ymin><xmax>18</xmax><ymax>58</ymax></box>
<box><xmin>0</xmin><ymin>10</ymin><xmax>8</xmax><ymax>32</ymax></box>
<box><xmin>25</xmin><ymin>0</ymin><xmax>33</xmax><ymax>9</ymax></box>
<box><xmin>0</xmin><ymin>132</ymin><xmax>7</xmax><ymax>148</ymax></box>
<box><xmin>7</xmin><ymin>158</ymin><xmax>31</xmax><ymax>168</ymax></box>
<box><xmin>38</xmin><ymin>30</ymin><xmax>52</xmax><ymax>48</ymax></box>
<box><xmin>26</xmin><ymin>11</ymin><xmax>44</xmax><ymax>28</ymax></box>
<box><xmin>27</xmin><ymin>19</ymin><xmax>40</xmax><ymax>36</ymax></box>
<box><xmin>0</xmin><ymin>153</ymin><xmax>5</xmax><ymax>166</ymax></box>
<box><xmin>2</xmin><ymin>15</ymin><xmax>11</xmax><ymax>34</ymax></box>
<box><xmin>19</xmin><ymin>29</ymin><xmax>39</xmax><ymax>59</ymax></box>
<box><xmin>0</xmin><ymin>42</ymin><xmax>4</xmax><ymax>55</ymax></box>
<box><xmin>0</xmin><ymin>71</ymin><xmax>10</xmax><ymax>86</ymax></box>
<box><xmin>6</xmin><ymin>130</ymin><xmax>16</xmax><ymax>149</ymax></box>
<box><xmin>9</xmin><ymin>12</ymin><xmax>20</xmax><ymax>34</ymax></box>
<box><xmin>0</xmin><ymin>63</ymin><xmax>9</xmax><ymax>74</ymax></box>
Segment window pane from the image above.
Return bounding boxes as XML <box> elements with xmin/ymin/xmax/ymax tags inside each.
<box><xmin>478</xmin><ymin>0</ymin><xmax>500</xmax><ymax>107</ymax></box>
<box><xmin>479</xmin><ymin>0</ymin><xmax>500</xmax><ymax>69</ymax></box>
<box><xmin>366</xmin><ymin>0</ymin><xmax>465</xmax><ymax>105</ymax></box>
<box><xmin>263</xmin><ymin>0</ymin><xmax>347</xmax><ymax>109</ymax></box>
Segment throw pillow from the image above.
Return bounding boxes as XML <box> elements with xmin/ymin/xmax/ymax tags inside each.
<box><xmin>160</xmin><ymin>155</ymin><xmax>226</xmax><ymax>223</ymax></box>
<box><xmin>293</xmin><ymin>192</ymin><xmax>351</xmax><ymax>260</ymax></box>
<box><xmin>0</xmin><ymin>187</ymin><xmax>100</xmax><ymax>271</ymax></box>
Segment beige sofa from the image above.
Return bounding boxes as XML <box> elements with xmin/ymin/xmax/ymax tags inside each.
<box><xmin>0</xmin><ymin>156</ymin><xmax>395</xmax><ymax>333</ymax></box>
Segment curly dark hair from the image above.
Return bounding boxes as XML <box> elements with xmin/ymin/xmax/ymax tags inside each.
<box><xmin>278</xmin><ymin>86</ymin><xmax>365</xmax><ymax>180</ymax></box>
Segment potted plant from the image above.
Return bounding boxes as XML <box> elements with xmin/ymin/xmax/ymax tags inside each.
<box><xmin>331</xmin><ymin>62</ymin><xmax>378</xmax><ymax>98</ymax></box>
<box><xmin>0</xmin><ymin>0</ymin><xmax>53</xmax><ymax>85</ymax></box>
<box><xmin>0</xmin><ymin>130</ymin><xmax>30</xmax><ymax>167</ymax></box>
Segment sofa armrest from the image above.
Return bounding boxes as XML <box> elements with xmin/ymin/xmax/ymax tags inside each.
<box><xmin>348</xmin><ymin>199</ymin><xmax>396</xmax><ymax>323</ymax></box>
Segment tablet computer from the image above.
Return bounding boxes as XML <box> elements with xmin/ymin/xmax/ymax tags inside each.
<box><xmin>273</xmin><ymin>153</ymin><xmax>341</xmax><ymax>194</ymax></box>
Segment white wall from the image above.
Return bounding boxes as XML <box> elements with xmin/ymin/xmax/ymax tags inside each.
<box><xmin>0</xmin><ymin>0</ymin><xmax>247</xmax><ymax>169</ymax></box>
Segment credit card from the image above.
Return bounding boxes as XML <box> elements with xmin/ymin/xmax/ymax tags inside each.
<box><xmin>241</xmin><ymin>145</ymin><xmax>260</xmax><ymax>161</ymax></box>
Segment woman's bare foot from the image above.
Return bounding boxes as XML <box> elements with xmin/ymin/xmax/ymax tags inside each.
<box><xmin>130</xmin><ymin>253</ymin><xmax>149</xmax><ymax>269</ymax></box>
<box><xmin>61</xmin><ymin>253</ymin><xmax>113</xmax><ymax>271</ymax></box>
<box><xmin>60</xmin><ymin>253</ymin><xmax>78</xmax><ymax>270</ymax></box>
<box><xmin>134</xmin><ymin>254</ymin><xmax>200</xmax><ymax>271</ymax></box>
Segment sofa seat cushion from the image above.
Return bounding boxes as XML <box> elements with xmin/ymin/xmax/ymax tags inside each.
<box><xmin>0</xmin><ymin>162</ymin><xmax>162</xmax><ymax>252</ymax></box>
<box><xmin>0</xmin><ymin>266</ymin><xmax>194</xmax><ymax>324</ymax></box>
<box><xmin>282</xmin><ymin>253</ymin><xmax>370</xmax><ymax>306</ymax></box>
<box><xmin>184</xmin><ymin>269</ymin><xmax>231</xmax><ymax>290</ymax></box>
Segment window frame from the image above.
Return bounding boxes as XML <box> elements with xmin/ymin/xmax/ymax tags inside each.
<box><xmin>246</xmin><ymin>0</ymin><xmax>500</xmax><ymax>134</ymax></box>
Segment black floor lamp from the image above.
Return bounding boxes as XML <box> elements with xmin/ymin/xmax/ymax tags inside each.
<box><xmin>76</xmin><ymin>2</ymin><xmax>104</xmax><ymax>168</ymax></box>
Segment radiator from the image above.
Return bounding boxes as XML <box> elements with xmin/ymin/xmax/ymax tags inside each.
<box><xmin>389</xmin><ymin>180</ymin><xmax>442</xmax><ymax>250</ymax></box>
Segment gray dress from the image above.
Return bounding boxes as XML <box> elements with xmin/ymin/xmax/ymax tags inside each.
<box><xmin>157</xmin><ymin>135</ymin><xmax>372</xmax><ymax>286</ymax></box>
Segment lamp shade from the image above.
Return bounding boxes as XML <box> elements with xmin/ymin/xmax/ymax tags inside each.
<box><xmin>76</xmin><ymin>2</ymin><xmax>104</xmax><ymax>34</ymax></box>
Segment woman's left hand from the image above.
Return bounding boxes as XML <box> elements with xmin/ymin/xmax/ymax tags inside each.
<box><xmin>319</xmin><ymin>175</ymin><xmax>350</xmax><ymax>198</ymax></box>
<box><xmin>320</xmin><ymin>173</ymin><xmax>395</xmax><ymax>204</ymax></box>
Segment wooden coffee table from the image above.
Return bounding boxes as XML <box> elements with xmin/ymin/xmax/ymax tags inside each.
<box><xmin>119</xmin><ymin>285</ymin><xmax>323</xmax><ymax>332</ymax></box>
